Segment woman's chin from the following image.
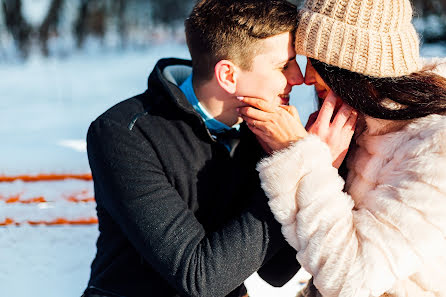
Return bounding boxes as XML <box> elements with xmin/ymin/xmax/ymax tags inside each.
<box><xmin>317</xmin><ymin>90</ymin><xmax>327</xmax><ymax>99</ymax></box>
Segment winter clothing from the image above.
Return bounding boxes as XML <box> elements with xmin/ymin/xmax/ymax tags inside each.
<box><xmin>180</xmin><ymin>74</ymin><xmax>239</xmax><ymax>133</ymax></box>
<box><xmin>296</xmin><ymin>279</ymin><xmax>321</xmax><ymax>297</ymax></box>
<box><xmin>257</xmin><ymin>60</ymin><xmax>446</xmax><ymax>296</ymax></box>
<box><xmin>295</xmin><ymin>0</ymin><xmax>421</xmax><ymax>77</ymax></box>
<box><xmin>84</xmin><ymin>58</ymin><xmax>299</xmax><ymax>297</ymax></box>
<box><xmin>180</xmin><ymin>74</ymin><xmax>240</xmax><ymax>152</ymax></box>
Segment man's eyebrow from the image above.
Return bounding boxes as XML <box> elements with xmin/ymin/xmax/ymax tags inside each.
<box><xmin>276</xmin><ymin>56</ymin><xmax>296</xmax><ymax>65</ymax></box>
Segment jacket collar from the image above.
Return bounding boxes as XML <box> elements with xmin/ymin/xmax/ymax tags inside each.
<box><xmin>147</xmin><ymin>58</ymin><xmax>219</xmax><ymax>141</ymax></box>
<box><xmin>147</xmin><ymin>58</ymin><xmax>196</xmax><ymax>114</ymax></box>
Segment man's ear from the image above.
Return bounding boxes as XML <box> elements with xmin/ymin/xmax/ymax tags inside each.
<box><xmin>214</xmin><ymin>60</ymin><xmax>238</xmax><ymax>94</ymax></box>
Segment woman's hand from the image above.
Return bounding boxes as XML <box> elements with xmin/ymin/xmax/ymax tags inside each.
<box><xmin>307</xmin><ymin>91</ymin><xmax>358</xmax><ymax>168</ymax></box>
<box><xmin>237</xmin><ymin>96</ymin><xmax>308</xmax><ymax>153</ymax></box>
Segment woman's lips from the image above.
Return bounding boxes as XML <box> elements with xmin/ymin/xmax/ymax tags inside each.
<box><xmin>279</xmin><ymin>94</ymin><xmax>290</xmax><ymax>105</ymax></box>
<box><xmin>317</xmin><ymin>90</ymin><xmax>327</xmax><ymax>99</ymax></box>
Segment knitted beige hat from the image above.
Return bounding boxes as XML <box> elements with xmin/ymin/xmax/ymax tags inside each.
<box><xmin>295</xmin><ymin>0</ymin><xmax>422</xmax><ymax>77</ymax></box>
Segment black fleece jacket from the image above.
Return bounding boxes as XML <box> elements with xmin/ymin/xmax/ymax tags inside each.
<box><xmin>85</xmin><ymin>58</ymin><xmax>299</xmax><ymax>297</ymax></box>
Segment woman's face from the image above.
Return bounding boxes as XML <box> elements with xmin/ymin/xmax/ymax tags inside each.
<box><xmin>304</xmin><ymin>58</ymin><xmax>331</xmax><ymax>100</ymax></box>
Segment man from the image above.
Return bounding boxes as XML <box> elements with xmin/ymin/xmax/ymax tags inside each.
<box><xmin>83</xmin><ymin>0</ymin><xmax>304</xmax><ymax>296</ymax></box>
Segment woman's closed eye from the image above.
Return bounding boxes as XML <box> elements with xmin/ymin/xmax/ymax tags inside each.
<box><xmin>281</xmin><ymin>63</ymin><xmax>289</xmax><ymax>71</ymax></box>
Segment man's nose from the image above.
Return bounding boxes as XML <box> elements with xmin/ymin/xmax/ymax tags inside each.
<box><xmin>287</xmin><ymin>61</ymin><xmax>304</xmax><ymax>86</ymax></box>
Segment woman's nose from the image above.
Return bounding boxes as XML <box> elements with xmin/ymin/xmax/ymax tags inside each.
<box><xmin>304</xmin><ymin>63</ymin><xmax>316</xmax><ymax>86</ymax></box>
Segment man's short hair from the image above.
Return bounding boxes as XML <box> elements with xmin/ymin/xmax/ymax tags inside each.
<box><xmin>185</xmin><ymin>0</ymin><xmax>298</xmax><ymax>83</ymax></box>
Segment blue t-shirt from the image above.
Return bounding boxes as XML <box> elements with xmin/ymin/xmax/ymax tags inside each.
<box><xmin>180</xmin><ymin>75</ymin><xmax>240</xmax><ymax>151</ymax></box>
<box><xmin>180</xmin><ymin>74</ymin><xmax>240</xmax><ymax>133</ymax></box>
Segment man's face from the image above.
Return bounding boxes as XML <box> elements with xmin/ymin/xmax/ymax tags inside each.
<box><xmin>236</xmin><ymin>32</ymin><xmax>304</xmax><ymax>106</ymax></box>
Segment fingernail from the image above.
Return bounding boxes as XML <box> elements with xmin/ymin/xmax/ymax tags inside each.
<box><xmin>236</xmin><ymin>96</ymin><xmax>244</xmax><ymax>101</ymax></box>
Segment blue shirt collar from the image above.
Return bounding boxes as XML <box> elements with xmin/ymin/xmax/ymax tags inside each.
<box><xmin>180</xmin><ymin>74</ymin><xmax>239</xmax><ymax>133</ymax></box>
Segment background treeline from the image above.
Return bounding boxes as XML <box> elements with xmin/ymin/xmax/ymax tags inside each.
<box><xmin>0</xmin><ymin>0</ymin><xmax>445</xmax><ymax>60</ymax></box>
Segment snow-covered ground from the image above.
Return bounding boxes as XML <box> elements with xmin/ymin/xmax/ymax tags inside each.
<box><xmin>1</xmin><ymin>42</ymin><xmax>445</xmax><ymax>297</ymax></box>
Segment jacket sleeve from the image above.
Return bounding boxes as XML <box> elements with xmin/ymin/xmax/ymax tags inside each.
<box><xmin>257</xmin><ymin>244</ymin><xmax>301</xmax><ymax>287</ymax></box>
<box><xmin>257</xmin><ymin>134</ymin><xmax>446</xmax><ymax>297</ymax></box>
<box><xmin>87</xmin><ymin>118</ymin><xmax>288</xmax><ymax>297</ymax></box>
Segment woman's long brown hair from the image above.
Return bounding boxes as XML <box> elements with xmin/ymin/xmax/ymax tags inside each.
<box><xmin>309</xmin><ymin>58</ymin><xmax>446</xmax><ymax>120</ymax></box>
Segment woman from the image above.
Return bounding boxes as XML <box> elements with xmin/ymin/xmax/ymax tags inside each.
<box><xmin>238</xmin><ymin>0</ymin><xmax>446</xmax><ymax>296</ymax></box>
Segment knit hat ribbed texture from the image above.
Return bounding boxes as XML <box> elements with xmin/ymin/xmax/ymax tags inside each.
<box><xmin>296</xmin><ymin>0</ymin><xmax>422</xmax><ymax>77</ymax></box>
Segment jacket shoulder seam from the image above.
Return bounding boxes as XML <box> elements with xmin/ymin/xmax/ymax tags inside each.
<box><xmin>128</xmin><ymin>111</ymin><xmax>149</xmax><ymax>131</ymax></box>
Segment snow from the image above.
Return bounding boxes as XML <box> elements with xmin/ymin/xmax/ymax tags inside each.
<box><xmin>21</xmin><ymin>0</ymin><xmax>52</xmax><ymax>27</ymax></box>
<box><xmin>0</xmin><ymin>179</ymin><xmax>95</xmax><ymax>223</ymax></box>
<box><xmin>1</xmin><ymin>41</ymin><xmax>445</xmax><ymax>297</ymax></box>
<box><xmin>0</xmin><ymin>44</ymin><xmax>191</xmax><ymax>175</ymax></box>
<box><xmin>0</xmin><ymin>225</ymin><xmax>98</xmax><ymax>297</ymax></box>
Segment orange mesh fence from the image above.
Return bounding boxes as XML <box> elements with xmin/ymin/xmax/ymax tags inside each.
<box><xmin>1</xmin><ymin>173</ymin><xmax>97</xmax><ymax>226</ymax></box>
<box><xmin>4</xmin><ymin>195</ymin><xmax>47</xmax><ymax>204</ymax></box>
<box><xmin>65</xmin><ymin>189</ymin><xmax>95</xmax><ymax>203</ymax></box>
<box><xmin>0</xmin><ymin>217</ymin><xmax>98</xmax><ymax>226</ymax></box>
<box><xmin>0</xmin><ymin>173</ymin><xmax>92</xmax><ymax>183</ymax></box>
<box><xmin>1</xmin><ymin>195</ymin><xmax>96</xmax><ymax>204</ymax></box>
<box><xmin>0</xmin><ymin>191</ymin><xmax>95</xmax><ymax>204</ymax></box>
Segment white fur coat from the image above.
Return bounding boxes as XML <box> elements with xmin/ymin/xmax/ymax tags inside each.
<box><xmin>257</xmin><ymin>60</ymin><xmax>446</xmax><ymax>297</ymax></box>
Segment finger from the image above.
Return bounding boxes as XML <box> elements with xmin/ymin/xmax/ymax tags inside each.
<box><xmin>316</xmin><ymin>91</ymin><xmax>337</xmax><ymax>129</ymax></box>
<box><xmin>305</xmin><ymin>111</ymin><xmax>319</xmax><ymax>130</ymax></box>
<box><xmin>238</xmin><ymin>106</ymin><xmax>272</xmax><ymax>122</ymax></box>
<box><xmin>335</xmin><ymin>96</ymin><xmax>344</xmax><ymax>111</ymax></box>
<box><xmin>280</xmin><ymin>105</ymin><xmax>301</xmax><ymax>121</ymax></box>
<box><xmin>250</xmin><ymin>125</ymin><xmax>269</xmax><ymax>137</ymax></box>
<box><xmin>238</xmin><ymin>96</ymin><xmax>276</xmax><ymax>113</ymax></box>
<box><xmin>331</xmin><ymin>103</ymin><xmax>353</xmax><ymax>130</ymax></box>
<box><xmin>333</xmin><ymin>148</ymin><xmax>348</xmax><ymax>169</ymax></box>
<box><xmin>241</xmin><ymin>115</ymin><xmax>266</xmax><ymax>132</ymax></box>
<box><xmin>245</xmin><ymin>119</ymin><xmax>265</xmax><ymax>136</ymax></box>
<box><xmin>344</xmin><ymin>109</ymin><xmax>358</xmax><ymax>131</ymax></box>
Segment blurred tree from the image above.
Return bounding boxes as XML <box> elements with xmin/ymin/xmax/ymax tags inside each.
<box><xmin>112</xmin><ymin>0</ymin><xmax>127</xmax><ymax>48</ymax></box>
<box><xmin>74</xmin><ymin>0</ymin><xmax>107</xmax><ymax>48</ymax></box>
<box><xmin>73</xmin><ymin>0</ymin><xmax>129</xmax><ymax>49</ymax></box>
<box><xmin>412</xmin><ymin>0</ymin><xmax>446</xmax><ymax>43</ymax></box>
<box><xmin>413</xmin><ymin>0</ymin><xmax>446</xmax><ymax>15</ymax></box>
<box><xmin>2</xmin><ymin>0</ymin><xmax>31</xmax><ymax>57</ymax></box>
<box><xmin>2</xmin><ymin>0</ymin><xmax>64</xmax><ymax>57</ymax></box>
<box><xmin>39</xmin><ymin>0</ymin><xmax>63</xmax><ymax>56</ymax></box>
<box><xmin>149</xmin><ymin>0</ymin><xmax>192</xmax><ymax>27</ymax></box>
